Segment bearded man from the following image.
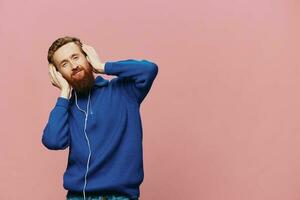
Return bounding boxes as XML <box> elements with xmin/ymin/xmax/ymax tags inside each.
<box><xmin>42</xmin><ymin>36</ymin><xmax>158</xmax><ymax>200</ymax></box>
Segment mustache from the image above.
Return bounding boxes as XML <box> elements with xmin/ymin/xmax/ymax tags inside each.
<box><xmin>72</xmin><ymin>67</ymin><xmax>84</xmax><ymax>76</ymax></box>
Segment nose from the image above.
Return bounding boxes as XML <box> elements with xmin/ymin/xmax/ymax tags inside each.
<box><xmin>70</xmin><ymin>60</ymin><xmax>79</xmax><ymax>69</ymax></box>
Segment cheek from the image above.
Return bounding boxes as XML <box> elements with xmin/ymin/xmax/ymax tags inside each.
<box><xmin>82</xmin><ymin>58</ymin><xmax>90</xmax><ymax>66</ymax></box>
<box><xmin>81</xmin><ymin>59</ymin><xmax>92</xmax><ymax>69</ymax></box>
<box><xmin>59</xmin><ymin>69</ymin><xmax>72</xmax><ymax>80</ymax></box>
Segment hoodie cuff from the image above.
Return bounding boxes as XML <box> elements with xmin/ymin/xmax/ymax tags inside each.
<box><xmin>104</xmin><ymin>62</ymin><xmax>114</xmax><ymax>75</ymax></box>
<box><xmin>55</xmin><ymin>97</ymin><xmax>70</xmax><ymax>109</ymax></box>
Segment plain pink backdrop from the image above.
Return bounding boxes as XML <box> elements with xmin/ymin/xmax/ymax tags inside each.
<box><xmin>1</xmin><ymin>0</ymin><xmax>300</xmax><ymax>199</ymax></box>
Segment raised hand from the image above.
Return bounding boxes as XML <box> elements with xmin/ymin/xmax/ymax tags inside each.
<box><xmin>48</xmin><ymin>63</ymin><xmax>71</xmax><ymax>98</ymax></box>
<box><xmin>81</xmin><ymin>43</ymin><xmax>105</xmax><ymax>74</ymax></box>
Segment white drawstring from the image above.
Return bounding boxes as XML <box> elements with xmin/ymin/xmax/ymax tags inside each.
<box><xmin>75</xmin><ymin>90</ymin><xmax>92</xmax><ymax>200</ymax></box>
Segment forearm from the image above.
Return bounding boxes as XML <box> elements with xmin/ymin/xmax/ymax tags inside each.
<box><xmin>103</xmin><ymin>59</ymin><xmax>159</xmax><ymax>103</ymax></box>
<box><xmin>41</xmin><ymin>97</ymin><xmax>70</xmax><ymax>150</ymax></box>
<box><xmin>104</xmin><ymin>59</ymin><xmax>158</xmax><ymax>82</ymax></box>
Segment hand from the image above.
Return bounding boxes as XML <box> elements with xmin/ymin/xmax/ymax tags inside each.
<box><xmin>48</xmin><ymin>63</ymin><xmax>71</xmax><ymax>98</ymax></box>
<box><xmin>81</xmin><ymin>43</ymin><xmax>105</xmax><ymax>74</ymax></box>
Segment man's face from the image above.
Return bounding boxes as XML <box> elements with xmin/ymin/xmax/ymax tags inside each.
<box><xmin>52</xmin><ymin>42</ymin><xmax>95</xmax><ymax>94</ymax></box>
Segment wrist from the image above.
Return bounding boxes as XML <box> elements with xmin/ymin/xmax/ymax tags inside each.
<box><xmin>95</xmin><ymin>63</ymin><xmax>105</xmax><ymax>74</ymax></box>
<box><xmin>60</xmin><ymin>88</ymin><xmax>71</xmax><ymax>99</ymax></box>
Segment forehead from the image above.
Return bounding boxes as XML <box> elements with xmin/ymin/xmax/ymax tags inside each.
<box><xmin>52</xmin><ymin>42</ymin><xmax>82</xmax><ymax>64</ymax></box>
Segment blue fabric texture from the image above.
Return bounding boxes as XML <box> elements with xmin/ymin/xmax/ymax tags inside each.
<box><xmin>66</xmin><ymin>194</ymin><xmax>136</xmax><ymax>200</ymax></box>
<box><xmin>42</xmin><ymin>59</ymin><xmax>158</xmax><ymax>199</ymax></box>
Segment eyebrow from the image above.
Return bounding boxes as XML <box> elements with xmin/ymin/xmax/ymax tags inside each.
<box><xmin>59</xmin><ymin>53</ymin><xmax>79</xmax><ymax>66</ymax></box>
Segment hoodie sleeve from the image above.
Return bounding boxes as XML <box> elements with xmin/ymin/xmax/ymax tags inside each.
<box><xmin>104</xmin><ymin>59</ymin><xmax>159</xmax><ymax>104</ymax></box>
<box><xmin>41</xmin><ymin>97</ymin><xmax>70</xmax><ymax>150</ymax></box>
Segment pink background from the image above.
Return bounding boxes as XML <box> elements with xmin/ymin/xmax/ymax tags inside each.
<box><xmin>1</xmin><ymin>0</ymin><xmax>300</xmax><ymax>199</ymax></box>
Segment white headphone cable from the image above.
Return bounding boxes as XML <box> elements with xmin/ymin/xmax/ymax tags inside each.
<box><xmin>74</xmin><ymin>90</ymin><xmax>92</xmax><ymax>200</ymax></box>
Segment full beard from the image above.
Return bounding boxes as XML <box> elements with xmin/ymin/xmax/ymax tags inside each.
<box><xmin>69</xmin><ymin>67</ymin><xmax>95</xmax><ymax>96</ymax></box>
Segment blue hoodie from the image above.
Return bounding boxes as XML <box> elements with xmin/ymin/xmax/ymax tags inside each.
<box><xmin>41</xmin><ymin>59</ymin><xmax>158</xmax><ymax>199</ymax></box>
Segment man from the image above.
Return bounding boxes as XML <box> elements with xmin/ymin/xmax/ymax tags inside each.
<box><xmin>42</xmin><ymin>36</ymin><xmax>158</xmax><ymax>200</ymax></box>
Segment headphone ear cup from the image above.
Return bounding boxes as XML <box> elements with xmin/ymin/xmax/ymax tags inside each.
<box><xmin>86</xmin><ymin>56</ymin><xmax>91</xmax><ymax>63</ymax></box>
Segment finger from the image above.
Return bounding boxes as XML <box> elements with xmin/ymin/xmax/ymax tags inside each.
<box><xmin>86</xmin><ymin>45</ymin><xmax>96</xmax><ymax>54</ymax></box>
<box><xmin>82</xmin><ymin>43</ymin><xmax>89</xmax><ymax>48</ymax></box>
<box><xmin>50</xmin><ymin>64</ymin><xmax>59</xmax><ymax>78</ymax></box>
<box><xmin>48</xmin><ymin>63</ymin><xmax>56</xmax><ymax>71</ymax></box>
<box><xmin>48</xmin><ymin>65</ymin><xmax>55</xmax><ymax>80</ymax></box>
<box><xmin>84</xmin><ymin>46</ymin><xmax>99</xmax><ymax>60</ymax></box>
<box><xmin>49</xmin><ymin>64</ymin><xmax>60</xmax><ymax>87</ymax></box>
<box><xmin>48</xmin><ymin>67</ymin><xmax>58</xmax><ymax>87</ymax></box>
<box><xmin>50</xmin><ymin>79</ymin><xmax>58</xmax><ymax>88</ymax></box>
<box><xmin>48</xmin><ymin>64</ymin><xmax>61</xmax><ymax>88</ymax></box>
<box><xmin>49</xmin><ymin>69</ymin><xmax>56</xmax><ymax>86</ymax></box>
<box><xmin>55</xmin><ymin>70</ymin><xmax>69</xmax><ymax>87</ymax></box>
<box><xmin>82</xmin><ymin>44</ymin><xmax>94</xmax><ymax>53</ymax></box>
<box><xmin>52</xmin><ymin>68</ymin><xmax>65</xmax><ymax>86</ymax></box>
<box><xmin>48</xmin><ymin>70</ymin><xmax>54</xmax><ymax>84</ymax></box>
<box><xmin>81</xmin><ymin>46</ymin><xmax>90</xmax><ymax>55</ymax></box>
<box><xmin>82</xmin><ymin>45</ymin><xmax>90</xmax><ymax>53</ymax></box>
<box><xmin>89</xmin><ymin>46</ymin><xmax>97</xmax><ymax>53</ymax></box>
<box><xmin>81</xmin><ymin>43</ymin><xmax>88</xmax><ymax>49</ymax></box>
<box><xmin>56</xmin><ymin>71</ymin><xmax>65</xmax><ymax>80</ymax></box>
<box><xmin>82</xmin><ymin>45</ymin><xmax>100</xmax><ymax>62</ymax></box>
